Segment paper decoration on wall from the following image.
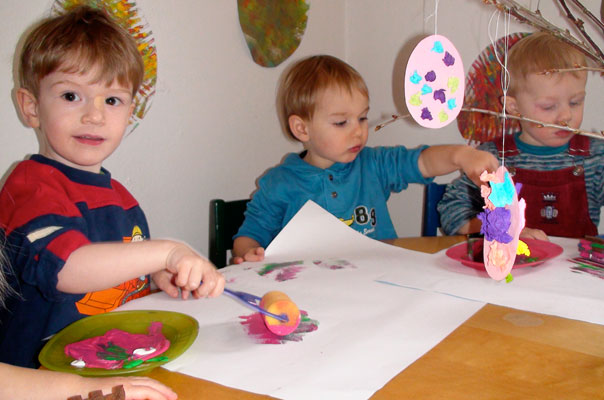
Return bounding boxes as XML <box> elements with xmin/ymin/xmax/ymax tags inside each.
<box><xmin>404</xmin><ymin>35</ymin><xmax>465</xmax><ymax>129</ymax></box>
<box><xmin>477</xmin><ymin>166</ymin><xmax>526</xmax><ymax>281</ymax></box>
<box><xmin>52</xmin><ymin>0</ymin><xmax>157</xmax><ymax>131</ymax></box>
<box><xmin>457</xmin><ymin>32</ymin><xmax>529</xmax><ymax>143</ymax></box>
<box><xmin>237</xmin><ymin>0</ymin><xmax>309</xmax><ymax>67</ymax></box>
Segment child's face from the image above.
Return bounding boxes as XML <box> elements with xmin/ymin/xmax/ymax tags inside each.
<box><xmin>294</xmin><ymin>86</ymin><xmax>369</xmax><ymax>169</ymax></box>
<box><xmin>19</xmin><ymin>64</ymin><xmax>135</xmax><ymax>173</ymax></box>
<box><xmin>507</xmin><ymin>72</ymin><xmax>587</xmax><ymax>147</ymax></box>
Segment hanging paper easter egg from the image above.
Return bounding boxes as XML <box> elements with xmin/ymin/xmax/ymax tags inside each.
<box><xmin>52</xmin><ymin>0</ymin><xmax>157</xmax><ymax>132</ymax></box>
<box><xmin>478</xmin><ymin>166</ymin><xmax>526</xmax><ymax>281</ymax></box>
<box><xmin>238</xmin><ymin>0</ymin><xmax>309</xmax><ymax>68</ymax></box>
<box><xmin>404</xmin><ymin>35</ymin><xmax>464</xmax><ymax>129</ymax></box>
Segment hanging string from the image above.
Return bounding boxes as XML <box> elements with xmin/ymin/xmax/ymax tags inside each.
<box><xmin>434</xmin><ymin>0</ymin><xmax>439</xmax><ymax>36</ymax></box>
<box><xmin>487</xmin><ymin>8</ymin><xmax>512</xmax><ymax>166</ymax></box>
<box><xmin>425</xmin><ymin>0</ymin><xmax>440</xmax><ymax>36</ymax></box>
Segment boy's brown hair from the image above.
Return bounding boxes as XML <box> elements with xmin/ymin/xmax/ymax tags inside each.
<box><xmin>276</xmin><ymin>55</ymin><xmax>369</xmax><ymax>141</ymax></box>
<box><xmin>19</xmin><ymin>5</ymin><xmax>144</xmax><ymax>98</ymax></box>
<box><xmin>507</xmin><ymin>31</ymin><xmax>587</xmax><ymax>94</ymax></box>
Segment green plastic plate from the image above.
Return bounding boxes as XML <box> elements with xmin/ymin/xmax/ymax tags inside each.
<box><xmin>39</xmin><ymin>310</ymin><xmax>198</xmax><ymax>376</ymax></box>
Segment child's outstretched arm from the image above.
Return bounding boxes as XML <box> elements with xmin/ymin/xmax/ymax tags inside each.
<box><xmin>418</xmin><ymin>145</ymin><xmax>499</xmax><ymax>186</ymax></box>
<box><xmin>232</xmin><ymin>236</ymin><xmax>265</xmax><ymax>264</ymax></box>
<box><xmin>57</xmin><ymin>240</ymin><xmax>225</xmax><ymax>300</ymax></box>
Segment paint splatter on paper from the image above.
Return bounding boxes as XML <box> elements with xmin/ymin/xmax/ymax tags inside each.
<box><xmin>239</xmin><ymin>310</ymin><xmax>318</xmax><ymax>344</ymax></box>
<box><xmin>258</xmin><ymin>261</ymin><xmax>305</xmax><ymax>281</ymax></box>
<box><xmin>257</xmin><ymin>259</ymin><xmax>356</xmax><ymax>281</ymax></box>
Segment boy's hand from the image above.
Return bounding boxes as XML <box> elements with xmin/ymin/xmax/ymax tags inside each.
<box><xmin>520</xmin><ymin>227</ymin><xmax>549</xmax><ymax>241</ymax></box>
<box><xmin>152</xmin><ymin>243</ymin><xmax>225</xmax><ymax>300</ymax></box>
<box><xmin>233</xmin><ymin>247</ymin><xmax>265</xmax><ymax>264</ymax></box>
<box><xmin>457</xmin><ymin>147</ymin><xmax>500</xmax><ymax>187</ymax></box>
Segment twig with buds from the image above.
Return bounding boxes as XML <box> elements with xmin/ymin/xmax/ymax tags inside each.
<box><xmin>482</xmin><ymin>0</ymin><xmax>604</xmax><ymax>68</ymax></box>
<box><xmin>373</xmin><ymin>108</ymin><xmax>604</xmax><ymax>140</ymax></box>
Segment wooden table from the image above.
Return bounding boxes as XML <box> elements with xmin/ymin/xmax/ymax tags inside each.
<box><xmin>148</xmin><ymin>236</ymin><xmax>604</xmax><ymax>399</ymax></box>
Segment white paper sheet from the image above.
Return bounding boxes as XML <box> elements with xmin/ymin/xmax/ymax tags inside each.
<box><xmin>119</xmin><ymin>201</ymin><xmax>485</xmax><ymax>399</ymax></box>
<box><xmin>377</xmin><ymin>236</ymin><xmax>604</xmax><ymax>325</ymax></box>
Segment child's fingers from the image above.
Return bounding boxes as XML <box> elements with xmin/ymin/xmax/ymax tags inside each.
<box><xmin>151</xmin><ymin>271</ymin><xmax>179</xmax><ymax>298</ymax></box>
<box><xmin>208</xmin><ymin>272</ymin><xmax>225</xmax><ymax>297</ymax></box>
<box><xmin>243</xmin><ymin>247</ymin><xmax>265</xmax><ymax>262</ymax></box>
<box><xmin>117</xmin><ymin>376</ymin><xmax>178</xmax><ymax>400</ymax></box>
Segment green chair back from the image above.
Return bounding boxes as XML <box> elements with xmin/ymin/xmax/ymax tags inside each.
<box><xmin>209</xmin><ymin>198</ymin><xmax>250</xmax><ymax>268</ymax></box>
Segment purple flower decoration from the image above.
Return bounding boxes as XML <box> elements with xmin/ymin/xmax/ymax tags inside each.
<box><xmin>478</xmin><ymin>207</ymin><xmax>513</xmax><ymax>243</ymax></box>
<box><xmin>433</xmin><ymin>89</ymin><xmax>446</xmax><ymax>104</ymax></box>
<box><xmin>420</xmin><ymin>107</ymin><xmax>433</xmax><ymax>120</ymax></box>
<box><xmin>443</xmin><ymin>51</ymin><xmax>455</xmax><ymax>66</ymax></box>
<box><xmin>515</xmin><ymin>182</ymin><xmax>523</xmax><ymax>195</ymax></box>
<box><xmin>425</xmin><ymin>70</ymin><xmax>436</xmax><ymax>82</ymax></box>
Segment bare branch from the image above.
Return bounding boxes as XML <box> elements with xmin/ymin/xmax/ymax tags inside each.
<box><xmin>373</xmin><ymin>110</ymin><xmax>604</xmax><ymax>141</ymax></box>
<box><xmin>558</xmin><ymin>0</ymin><xmax>604</xmax><ymax>60</ymax></box>
<box><xmin>568</xmin><ymin>0</ymin><xmax>604</xmax><ymax>33</ymax></box>
<box><xmin>482</xmin><ymin>0</ymin><xmax>604</xmax><ymax>68</ymax></box>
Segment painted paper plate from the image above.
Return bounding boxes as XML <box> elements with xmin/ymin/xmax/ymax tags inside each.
<box><xmin>457</xmin><ymin>32</ymin><xmax>529</xmax><ymax>143</ymax></box>
<box><xmin>39</xmin><ymin>310</ymin><xmax>198</xmax><ymax>376</ymax></box>
<box><xmin>445</xmin><ymin>238</ymin><xmax>563</xmax><ymax>271</ymax></box>
<box><xmin>404</xmin><ymin>34</ymin><xmax>465</xmax><ymax>129</ymax></box>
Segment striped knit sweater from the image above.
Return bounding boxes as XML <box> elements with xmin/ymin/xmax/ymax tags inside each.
<box><xmin>438</xmin><ymin>133</ymin><xmax>604</xmax><ymax>235</ymax></box>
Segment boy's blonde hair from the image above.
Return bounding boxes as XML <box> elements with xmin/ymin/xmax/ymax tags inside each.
<box><xmin>508</xmin><ymin>31</ymin><xmax>586</xmax><ymax>94</ymax></box>
<box><xmin>277</xmin><ymin>55</ymin><xmax>369</xmax><ymax>141</ymax></box>
<box><xmin>19</xmin><ymin>5</ymin><xmax>144</xmax><ymax>98</ymax></box>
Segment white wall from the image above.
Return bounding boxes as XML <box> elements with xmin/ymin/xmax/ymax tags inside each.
<box><xmin>1</xmin><ymin>1</ymin><xmax>602</xmax><ymax>256</ymax></box>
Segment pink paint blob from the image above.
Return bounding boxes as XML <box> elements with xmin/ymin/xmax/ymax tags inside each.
<box><xmin>265</xmin><ymin>313</ymin><xmax>301</xmax><ymax>336</ymax></box>
<box><xmin>64</xmin><ymin>322</ymin><xmax>169</xmax><ymax>369</ymax></box>
<box><xmin>239</xmin><ymin>311</ymin><xmax>318</xmax><ymax>344</ymax></box>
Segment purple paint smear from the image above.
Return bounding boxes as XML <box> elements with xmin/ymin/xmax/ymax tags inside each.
<box><xmin>312</xmin><ymin>259</ymin><xmax>356</xmax><ymax>270</ymax></box>
<box><xmin>421</xmin><ymin>107</ymin><xmax>433</xmax><ymax>120</ymax></box>
<box><xmin>258</xmin><ymin>259</ymin><xmax>356</xmax><ymax>281</ymax></box>
<box><xmin>425</xmin><ymin>70</ymin><xmax>436</xmax><ymax>82</ymax></box>
<box><xmin>274</xmin><ymin>266</ymin><xmax>305</xmax><ymax>282</ymax></box>
<box><xmin>433</xmin><ymin>89</ymin><xmax>446</xmax><ymax>104</ymax></box>
<box><xmin>239</xmin><ymin>310</ymin><xmax>319</xmax><ymax>344</ymax></box>
<box><xmin>443</xmin><ymin>51</ymin><xmax>455</xmax><ymax>66</ymax></box>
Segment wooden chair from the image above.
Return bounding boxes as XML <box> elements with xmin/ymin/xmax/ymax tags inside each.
<box><xmin>209</xmin><ymin>198</ymin><xmax>250</xmax><ymax>268</ymax></box>
<box><xmin>421</xmin><ymin>183</ymin><xmax>447</xmax><ymax>237</ymax></box>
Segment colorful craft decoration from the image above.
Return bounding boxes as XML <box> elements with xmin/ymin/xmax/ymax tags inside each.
<box><xmin>457</xmin><ymin>32</ymin><xmax>529</xmax><ymax>143</ymax></box>
<box><xmin>64</xmin><ymin>322</ymin><xmax>170</xmax><ymax>369</ymax></box>
<box><xmin>477</xmin><ymin>166</ymin><xmax>526</xmax><ymax>281</ymax></box>
<box><xmin>238</xmin><ymin>0</ymin><xmax>309</xmax><ymax>67</ymax></box>
<box><xmin>404</xmin><ymin>34</ymin><xmax>465</xmax><ymax>129</ymax></box>
<box><xmin>52</xmin><ymin>0</ymin><xmax>157</xmax><ymax>131</ymax></box>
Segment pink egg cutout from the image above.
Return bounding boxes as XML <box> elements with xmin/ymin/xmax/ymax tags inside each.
<box><xmin>482</xmin><ymin>166</ymin><xmax>526</xmax><ymax>281</ymax></box>
<box><xmin>404</xmin><ymin>34</ymin><xmax>465</xmax><ymax>129</ymax></box>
